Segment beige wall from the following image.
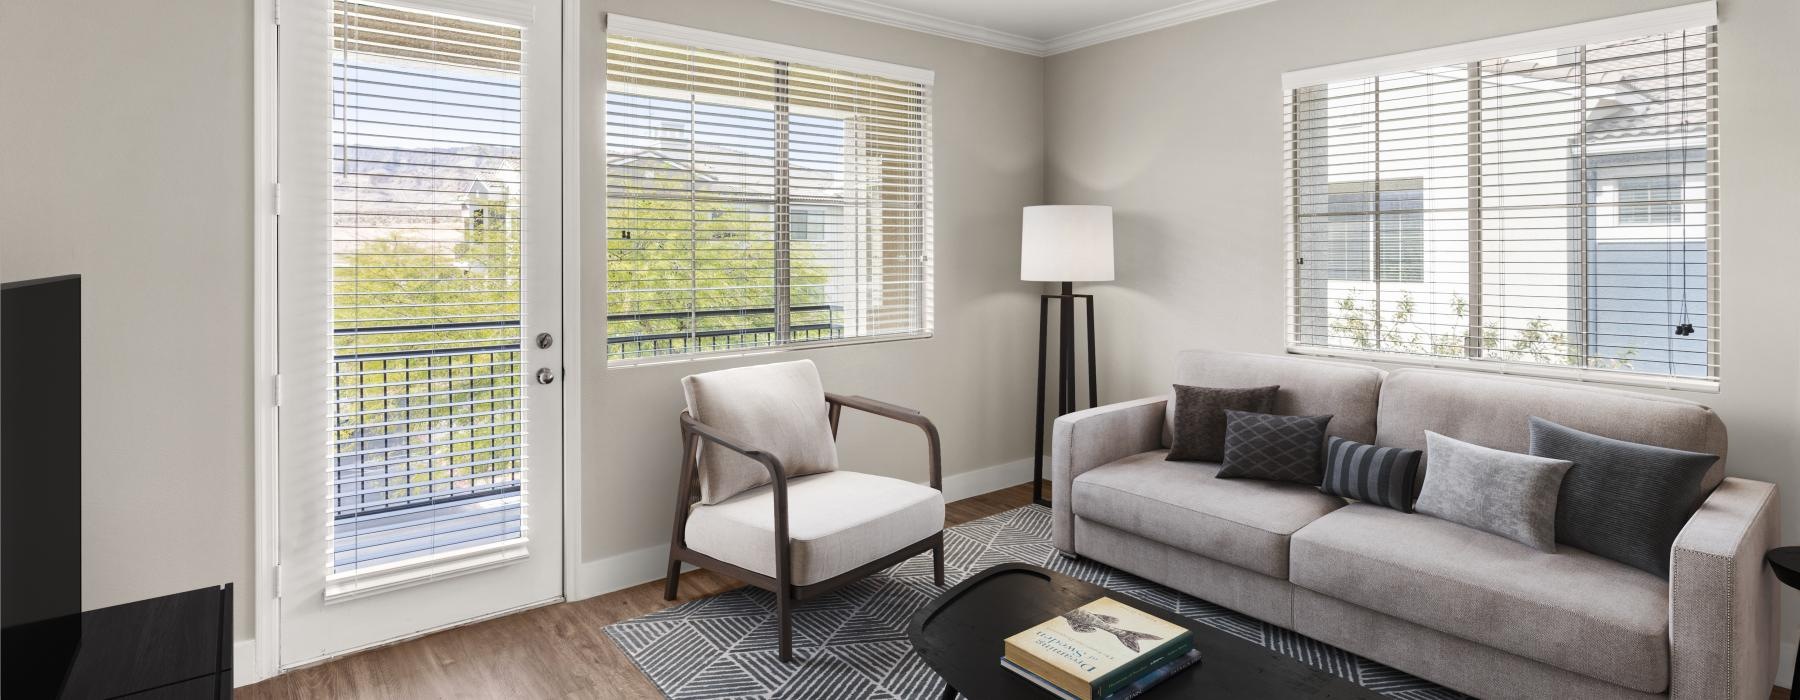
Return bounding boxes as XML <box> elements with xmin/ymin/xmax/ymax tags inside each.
<box><xmin>0</xmin><ymin>0</ymin><xmax>256</xmax><ymax>638</ymax></box>
<box><xmin>1045</xmin><ymin>0</ymin><xmax>1800</xmax><ymax>670</ymax></box>
<box><xmin>576</xmin><ymin>0</ymin><xmax>1046</xmax><ymax>566</ymax></box>
<box><xmin>0</xmin><ymin>0</ymin><xmax>1042</xmax><ymax>651</ymax></box>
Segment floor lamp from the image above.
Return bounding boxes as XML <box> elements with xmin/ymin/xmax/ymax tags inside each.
<box><xmin>1022</xmin><ymin>205</ymin><xmax>1114</xmax><ymax>507</ymax></box>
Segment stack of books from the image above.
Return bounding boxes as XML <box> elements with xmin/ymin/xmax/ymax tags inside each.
<box><xmin>1002</xmin><ymin>597</ymin><xmax>1200</xmax><ymax>700</ymax></box>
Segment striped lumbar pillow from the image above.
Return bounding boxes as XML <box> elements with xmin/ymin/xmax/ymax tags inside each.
<box><xmin>1321</xmin><ymin>437</ymin><xmax>1423</xmax><ymax>512</ymax></box>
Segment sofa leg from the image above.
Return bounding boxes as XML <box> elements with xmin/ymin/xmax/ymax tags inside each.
<box><xmin>776</xmin><ymin>590</ymin><xmax>794</xmax><ymax>662</ymax></box>
<box><xmin>932</xmin><ymin>539</ymin><xmax>945</xmax><ymax>586</ymax></box>
<box><xmin>662</xmin><ymin>557</ymin><xmax>681</xmax><ymax>601</ymax></box>
<box><xmin>1057</xmin><ymin>550</ymin><xmax>1080</xmax><ymax>561</ymax></box>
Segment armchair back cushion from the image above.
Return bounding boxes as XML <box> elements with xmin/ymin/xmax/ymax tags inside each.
<box><xmin>683</xmin><ymin>359</ymin><xmax>839</xmax><ymax>504</ymax></box>
<box><xmin>1164</xmin><ymin>350</ymin><xmax>1384</xmax><ymax>449</ymax></box>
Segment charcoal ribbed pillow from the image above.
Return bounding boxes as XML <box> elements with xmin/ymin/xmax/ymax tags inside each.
<box><xmin>1528</xmin><ymin>417</ymin><xmax>1718</xmax><ymax>578</ymax></box>
<box><xmin>1215</xmin><ymin>410</ymin><xmax>1333</xmax><ymax>484</ymax></box>
<box><xmin>1165</xmin><ymin>384</ymin><xmax>1279</xmax><ymax>463</ymax></box>
<box><xmin>1321</xmin><ymin>437</ymin><xmax>1423</xmax><ymax>512</ymax></box>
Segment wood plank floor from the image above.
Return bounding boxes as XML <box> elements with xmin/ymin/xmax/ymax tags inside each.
<box><xmin>238</xmin><ymin>481</ymin><xmax>1785</xmax><ymax>700</ymax></box>
<box><xmin>236</xmin><ymin>482</ymin><xmax>1045</xmax><ymax>700</ymax></box>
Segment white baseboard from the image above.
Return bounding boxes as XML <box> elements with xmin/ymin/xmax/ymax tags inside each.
<box><xmin>234</xmin><ymin>639</ymin><xmax>262</xmax><ymax>687</ymax></box>
<box><xmin>571</xmin><ymin>457</ymin><xmax>1035</xmax><ymax>601</ymax></box>
<box><xmin>1780</xmin><ymin>639</ymin><xmax>1795</xmax><ymax>690</ymax></box>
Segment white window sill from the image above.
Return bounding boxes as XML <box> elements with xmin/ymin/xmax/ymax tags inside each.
<box><xmin>324</xmin><ymin>538</ymin><xmax>531</xmax><ymax>603</ymax></box>
<box><xmin>606</xmin><ymin>331</ymin><xmax>934</xmax><ymax>369</ymax></box>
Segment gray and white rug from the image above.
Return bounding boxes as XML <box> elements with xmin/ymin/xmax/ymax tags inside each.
<box><xmin>604</xmin><ymin>505</ymin><xmax>1467</xmax><ymax>699</ymax></box>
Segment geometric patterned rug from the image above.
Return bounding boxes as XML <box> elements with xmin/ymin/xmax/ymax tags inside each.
<box><xmin>604</xmin><ymin>505</ymin><xmax>1470</xmax><ymax>699</ymax></box>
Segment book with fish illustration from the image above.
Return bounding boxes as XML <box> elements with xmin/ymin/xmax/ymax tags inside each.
<box><xmin>1002</xmin><ymin>597</ymin><xmax>1195</xmax><ymax>700</ymax></box>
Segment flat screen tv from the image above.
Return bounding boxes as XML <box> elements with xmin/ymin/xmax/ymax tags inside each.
<box><xmin>2</xmin><ymin>274</ymin><xmax>83</xmax><ymax>695</ymax></box>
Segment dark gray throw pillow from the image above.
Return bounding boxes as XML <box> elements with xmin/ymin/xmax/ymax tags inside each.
<box><xmin>1216</xmin><ymin>410</ymin><xmax>1333</xmax><ymax>484</ymax></box>
<box><xmin>1528</xmin><ymin>417</ymin><xmax>1718</xmax><ymax>578</ymax></box>
<box><xmin>1165</xmin><ymin>384</ymin><xmax>1279</xmax><ymax>462</ymax></box>
<box><xmin>1321</xmin><ymin>437</ymin><xmax>1423</xmax><ymax>512</ymax></box>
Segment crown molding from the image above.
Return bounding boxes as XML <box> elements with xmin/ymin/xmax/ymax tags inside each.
<box><xmin>768</xmin><ymin>0</ymin><xmax>1274</xmax><ymax>57</ymax></box>
<box><xmin>1042</xmin><ymin>0</ymin><xmax>1277</xmax><ymax>55</ymax></box>
<box><xmin>768</xmin><ymin>0</ymin><xmax>1049</xmax><ymax>56</ymax></box>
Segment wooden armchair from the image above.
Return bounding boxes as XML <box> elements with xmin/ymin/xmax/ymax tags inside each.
<box><xmin>664</xmin><ymin>359</ymin><xmax>946</xmax><ymax>662</ymax></box>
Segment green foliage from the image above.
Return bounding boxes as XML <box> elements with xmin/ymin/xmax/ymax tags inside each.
<box><xmin>1328</xmin><ymin>293</ymin><xmax>1637</xmax><ymax>370</ymax></box>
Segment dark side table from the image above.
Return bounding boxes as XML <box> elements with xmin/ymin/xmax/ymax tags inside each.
<box><xmin>1765</xmin><ymin>547</ymin><xmax>1800</xmax><ymax>693</ymax></box>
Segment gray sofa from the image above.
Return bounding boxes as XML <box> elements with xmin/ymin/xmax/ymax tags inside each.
<box><xmin>1051</xmin><ymin>350</ymin><xmax>1779</xmax><ymax>700</ymax></box>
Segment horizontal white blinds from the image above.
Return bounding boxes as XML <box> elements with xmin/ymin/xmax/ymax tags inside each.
<box><xmin>328</xmin><ymin>1</ymin><xmax>528</xmax><ymax>575</ymax></box>
<box><xmin>604</xmin><ymin>30</ymin><xmax>933</xmax><ymax>362</ymax></box>
<box><xmin>1285</xmin><ymin>25</ymin><xmax>1718</xmax><ymax>383</ymax></box>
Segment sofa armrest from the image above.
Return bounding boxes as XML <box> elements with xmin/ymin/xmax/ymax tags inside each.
<box><xmin>1670</xmin><ymin>477</ymin><xmax>1780</xmax><ymax>700</ymax></box>
<box><xmin>1051</xmin><ymin>396</ymin><xmax>1168</xmax><ymax>553</ymax></box>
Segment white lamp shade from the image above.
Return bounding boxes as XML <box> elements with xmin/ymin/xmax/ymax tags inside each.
<box><xmin>1021</xmin><ymin>205</ymin><xmax>1114</xmax><ymax>282</ymax></box>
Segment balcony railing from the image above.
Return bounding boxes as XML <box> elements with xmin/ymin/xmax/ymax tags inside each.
<box><xmin>607</xmin><ymin>304</ymin><xmax>845</xmax><ymax>359</ymax></box>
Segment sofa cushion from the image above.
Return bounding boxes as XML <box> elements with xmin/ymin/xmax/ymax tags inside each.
<box><xmin>685</xmin><ymin>471</ymin><xmax>944</xmax><ymax>585</ymax></box>
<box><xmin>1290</xmin><ymin>503</ymin><xmax>1670</xmax><ymax>693</ymax></box>
<box><xmin>1071</xmin><ymin>449</ymin><xmax>1345</xmax><ymax>578</ymax></box>
<box><xmin>1375</xmin><ymin>368</ymin><xmax>1727</xmax><ymax>491</ymax></box>
<box><xmin>1164</xmin><ymin>350</ymin><xmax>1384</xmax><ymax>449</ymax></box>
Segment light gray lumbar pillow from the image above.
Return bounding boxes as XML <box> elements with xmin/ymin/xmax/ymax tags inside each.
<box><xmin>1414</xmin><ymin>431</ymin><xmax>1573</xmax><ymax>552</ymax></box>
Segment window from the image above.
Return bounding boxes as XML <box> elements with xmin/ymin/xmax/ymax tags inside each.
<box><xmin>1614</xmin><ymin>175</ymin><xmax>1683</xmax><ymax>225</ymax></box>
<box><xmin>327</xmin><ymin>2</ymin><xmax>527</xmax><ymax>576</ymax></box>
<box><xmin>1285</xmin><ymin>7</ymin><xmax>1717</xmax><ymax>385</ymax></box>
<box><xmin>603</xmin><ymin>18</ymin><xmax>934</xmax><ymax>363</ymax></box>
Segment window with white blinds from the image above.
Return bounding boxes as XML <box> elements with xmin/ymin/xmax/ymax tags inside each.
<box><xmin>604</xmin><ymin>18</ymin><xmax>933</xmax><ymax>363</ymax></box>
<box><xmin>328</xmin><ymin>1</ymin><xmax>528</xmax><ymax>576</ymax></box>
<box><xmin>1285</xmin><ymin>10</ymin><xmax>1718</xmax><ymax>387</ymax></box>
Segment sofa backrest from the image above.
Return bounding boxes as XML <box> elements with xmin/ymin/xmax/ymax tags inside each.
<box><xmin>1375</xmin><ymin>368</ymin><xmax>1728</xmax><ymax>491</ymax></box>
<box><xmin>1164</xmin><ymin>350</ymin><xmax>1385</xmax><ymax>449</ymax></box>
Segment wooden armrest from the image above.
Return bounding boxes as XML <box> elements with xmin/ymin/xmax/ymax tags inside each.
<box><xmin>823</xmin><ymin>393</ymin><xmax>942</xmax><ymax>491</ymax></box>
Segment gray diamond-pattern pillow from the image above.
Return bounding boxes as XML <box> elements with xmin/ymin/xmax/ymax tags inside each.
<box><xmin>1216</xmin><ymin>410</ymin><xmax>1333</xmax><ymax>485</ymax></box>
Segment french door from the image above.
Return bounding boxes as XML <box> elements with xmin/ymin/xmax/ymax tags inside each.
<box><xmin>276</xmin><ymin>0</ymin><xmax>563</xmax><ymax>667</ymax></box>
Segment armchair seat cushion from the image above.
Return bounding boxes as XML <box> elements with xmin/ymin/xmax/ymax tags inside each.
<box><xmin>1290</xmin><ymin>503</ymin><xmax>1671</xmax><ymax>693</ymax></box>
<box><xmin>684</xmin><ymin>471</ymin><xmax>944</xmax><ymax>586</ymax></box>
<box><xmin>1070</xmin><ymin>449</ymin><xmax>1346</xmax><ymax>578</ymax></box>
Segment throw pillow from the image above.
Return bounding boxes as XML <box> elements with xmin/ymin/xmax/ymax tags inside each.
<box><xmin>1216</xmin><ymin>410</ymin><xmax>1333</xmax><ymax>484</ymax></box>
<box><xmin>1414</xmin><ymin>431</ymin><xmax>1572</xmax><ymax>552</ymax></box>
<box><xmin>1165</xmin><ymin>384</ymin><xmax>1279</xmax><ymax>462</ymax></box>
<box><xmin>1528</xmin><ymin>417</ymin><xmax>1718</xmax><ymax>578</ymax></box>
<box><xmin>1320</xmin><ymin>436</ymin><xmax>1423</xmax><ymax>512</ymax></box>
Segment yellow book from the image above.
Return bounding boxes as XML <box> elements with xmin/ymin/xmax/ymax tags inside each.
<box><xmin>1002</xmin><ymin>597</ymin><xmax>1193</xmax><ymax>700</ymax></box>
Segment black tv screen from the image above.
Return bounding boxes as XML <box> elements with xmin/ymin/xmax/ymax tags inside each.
<box><xmin>2</xmin><ymin>274</ymin><xmax>83</xmax><ymax>694</ymax></box>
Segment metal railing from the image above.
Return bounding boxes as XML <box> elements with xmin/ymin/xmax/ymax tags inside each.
<box><xmin>607</xmin><ymin>304</ymin><xmax>844</xmax><ymax>359</ymax></box>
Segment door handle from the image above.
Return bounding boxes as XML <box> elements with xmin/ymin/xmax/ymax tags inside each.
<box><xmin>536</xmin><ymin>368</ymin><xmax>556</xmax><ymax>385</ymax></box>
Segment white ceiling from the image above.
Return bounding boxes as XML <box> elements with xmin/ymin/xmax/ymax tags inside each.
<box><xmin>769</xmin><ymin>0</ymin><xmax>1275</xmax><ymax>56</ymax></box>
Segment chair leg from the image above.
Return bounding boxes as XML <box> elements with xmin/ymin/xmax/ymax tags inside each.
<box><xmin>777</xmin><ymin>588</ymin><xmax>794</xmax><ymax>662</ymax></box>
<box><xmin>662</xmin><ymin>555</ymin><xmax>681</xmax><ymax>601</ymax></box>
<box><xmin>932</xmin><ymin>539</ymin><xmax>945</xmax><ymax>586</ymax></box>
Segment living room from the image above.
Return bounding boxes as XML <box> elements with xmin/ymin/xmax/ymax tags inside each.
<box><xmin>0</xmin><ymin>0</ymin><xmax>1793</xmax><ymax>698</ymax></box>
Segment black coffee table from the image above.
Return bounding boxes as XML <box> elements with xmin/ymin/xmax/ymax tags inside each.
<box><xmin>905</xmin><ymin>563</ymin><xmax>1384</xmax><ymax>700</ymax></box>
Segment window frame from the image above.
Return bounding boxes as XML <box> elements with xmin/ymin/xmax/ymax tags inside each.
<box><xmin>1281</xmin><ymin>3</ymin><xmax>1720</xmax><ymax>392</ymax></box>
<box><xmin>602</xmin><ymin>17</ymin><xmax>935</xmax><ymax>367</ymax></box>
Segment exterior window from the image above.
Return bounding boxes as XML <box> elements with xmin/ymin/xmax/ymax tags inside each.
<box><xmin>1615</xmin><ymin>175</ymin><xmax>1683</xmax><ymax>225</ymax></box>
<box><xmin>603</xmin><ymin>23</ymin><xmax>933</xmax><ymax>363</ymax></box>
<box><xmin>1287</xmin><ymin>23</ymin><xmax>1717</xmax><ymax>384</ymax></box>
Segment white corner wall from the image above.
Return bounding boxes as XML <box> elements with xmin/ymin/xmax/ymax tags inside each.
<box><xmin>0</xmin><ymin>0</ymin><xmax>256</xmax><ymax>640</ymax></box>
<box><xmin>1044</xmin><ymin>0</ymin><xmax>1800</xmax><ymax>684</ymax></box>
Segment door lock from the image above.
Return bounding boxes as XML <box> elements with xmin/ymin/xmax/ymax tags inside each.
<box><xmin>535</xmin><ymin>332</ymin><xmax>554</xmax><ymax>349</ymax></box>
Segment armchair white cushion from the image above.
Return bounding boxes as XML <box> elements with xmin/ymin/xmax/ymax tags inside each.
<box><xmin>685</xmin><ymin>471</ymin><xmax>945</xmax><ymax>585</ymax></box>
<box><xmin>682</xmin><ymin>359</ymin><xmax>839</xmax><ymax>504</ymax></box>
